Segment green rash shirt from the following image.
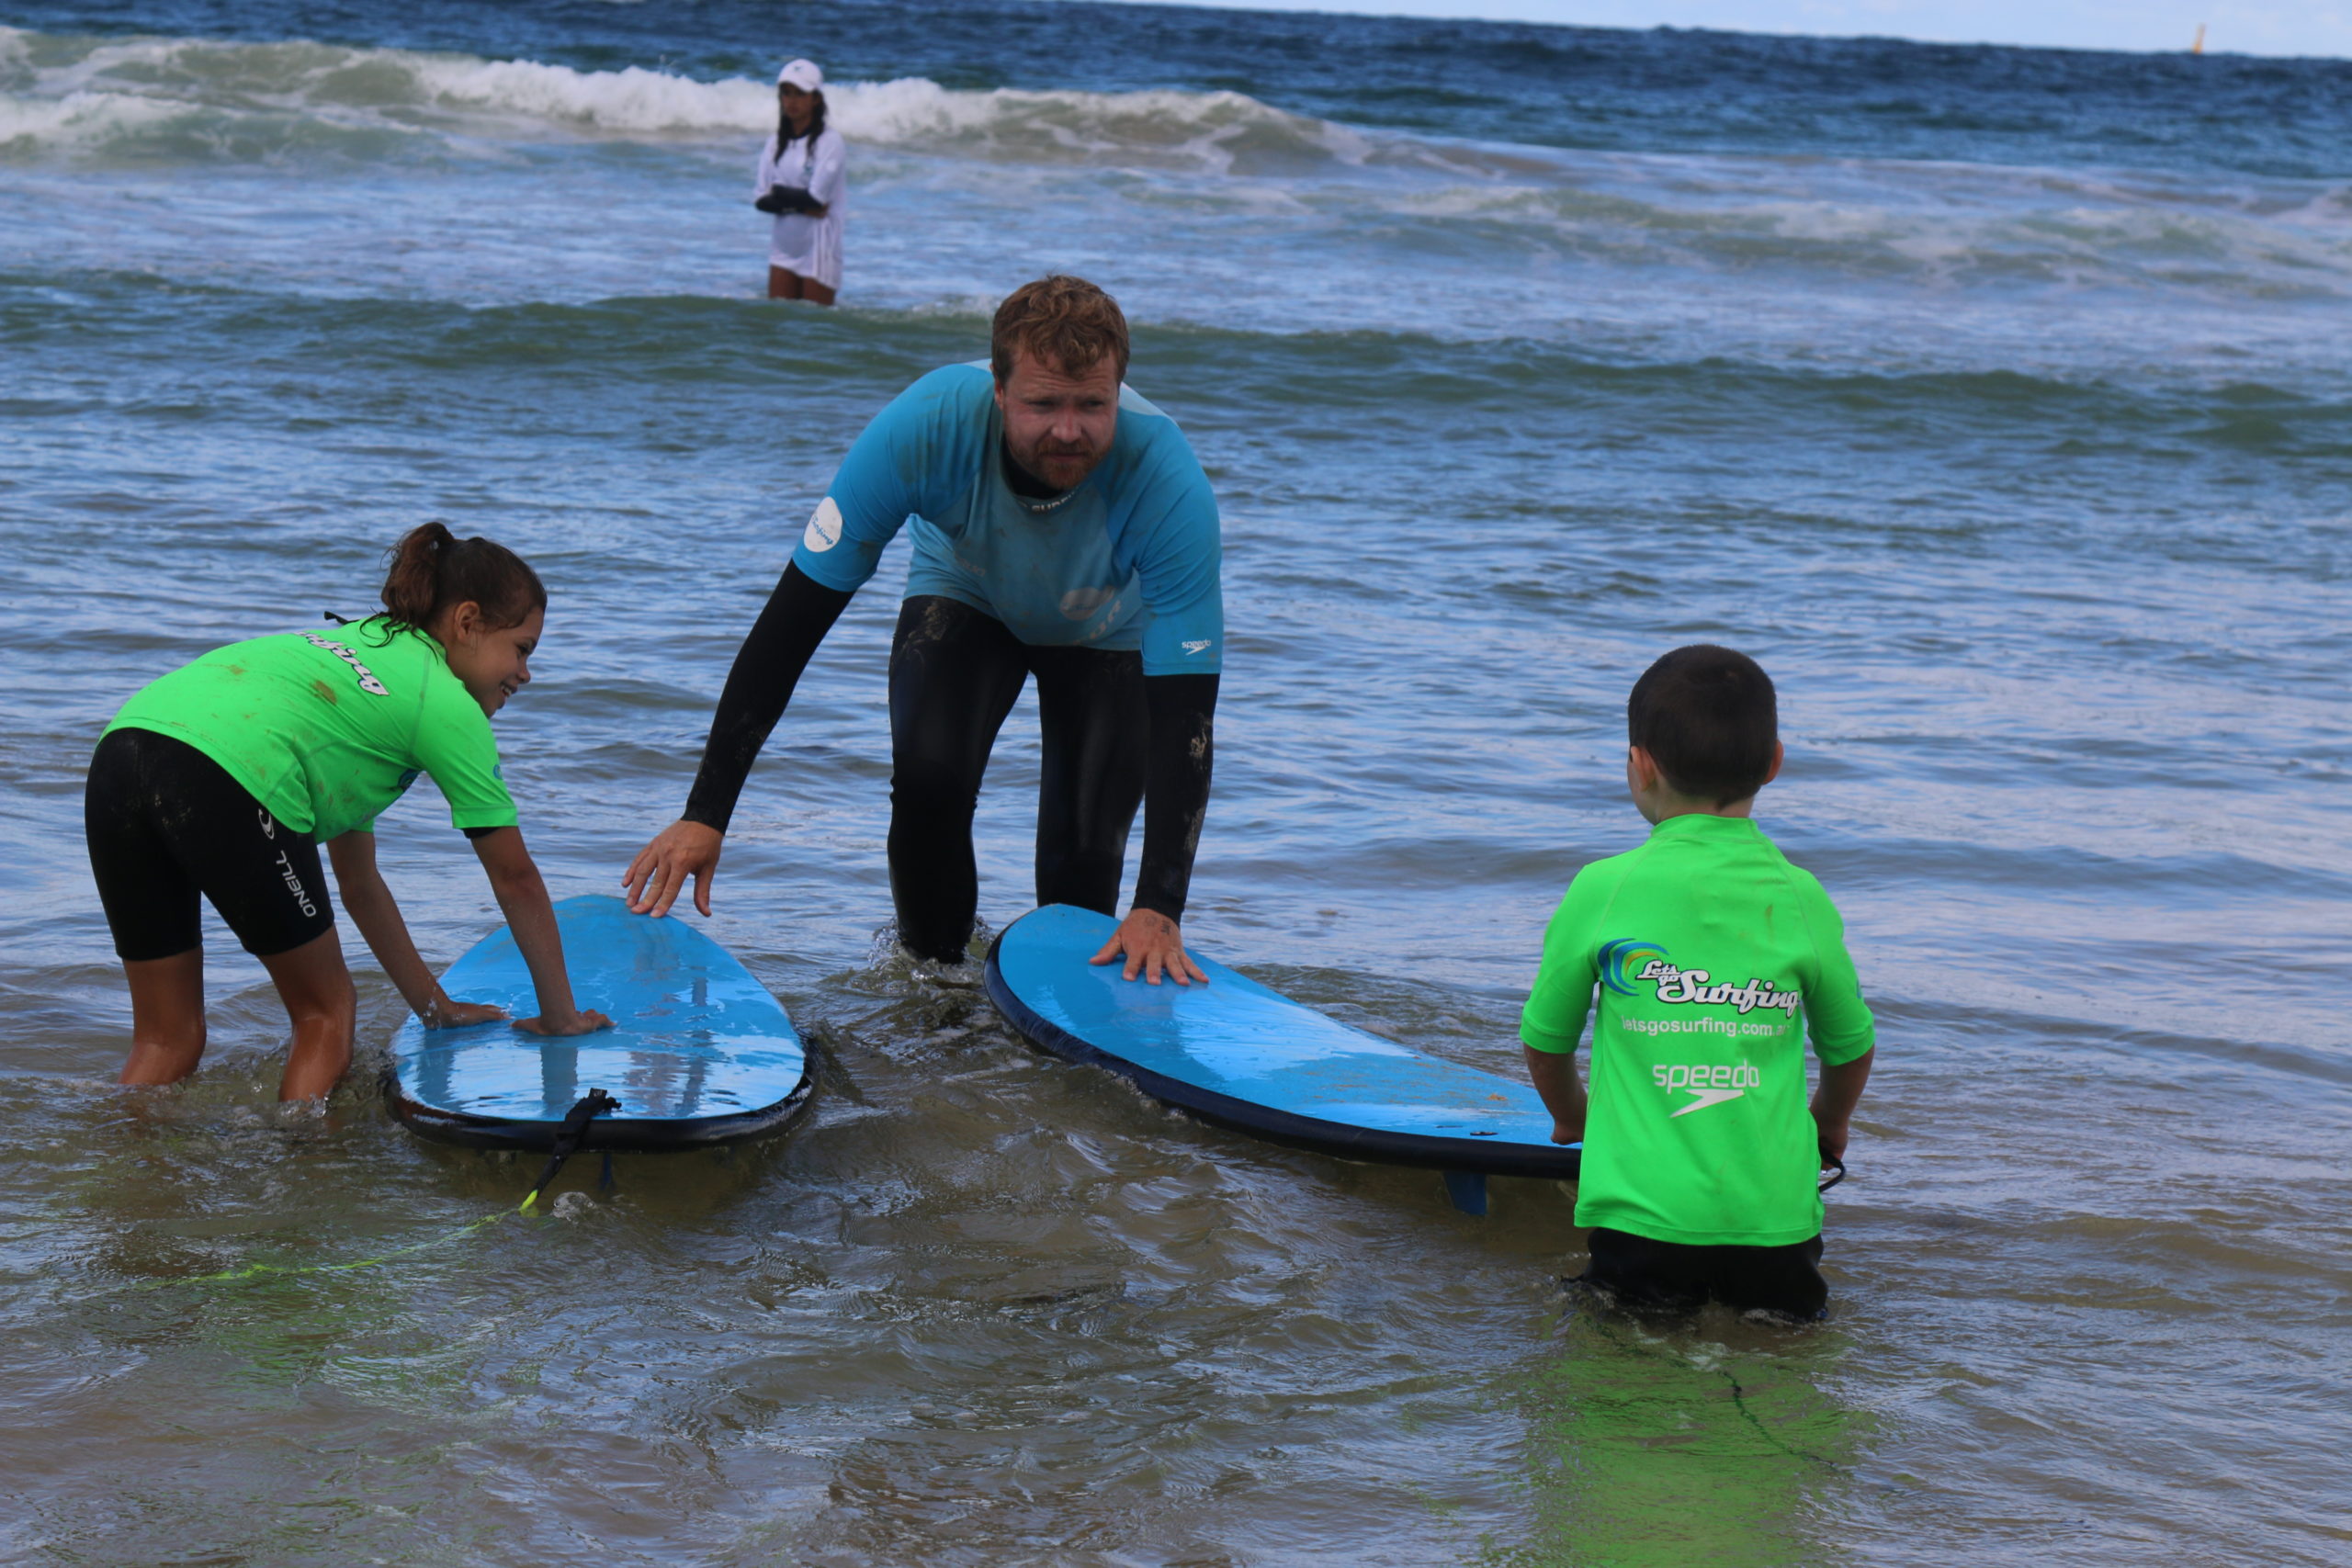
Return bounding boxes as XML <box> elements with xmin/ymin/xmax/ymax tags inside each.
<box><xmin>1521</xmin><ymin>813</ymin><xmax>1875</xmax><ymax>1247</ymax></box>
<box><xmin>104</xmin><ymin>622</ymin><xmax>518</xmax><ymax>842</ymax></box>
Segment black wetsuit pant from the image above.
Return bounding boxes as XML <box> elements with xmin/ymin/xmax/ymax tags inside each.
<box><xmin>888</xmin><ymin>595</ymin><xmax>1146</xmax><ymax>963</ymax></box>
<box><xmin>1579</xmin><ymin>1227</ymin><xmax>1829</xmax><ymax>1321</ymax></box>
<box><xmin>85</xmin><ymin>727</ymin><xmax>335</xmax><ymax>961</ymax></box>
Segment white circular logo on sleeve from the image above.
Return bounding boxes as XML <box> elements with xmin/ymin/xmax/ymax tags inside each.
<box><xmin>803</xmin><ymin>496</ymin><xmax>843</xmax><ymax>553</ymax></box>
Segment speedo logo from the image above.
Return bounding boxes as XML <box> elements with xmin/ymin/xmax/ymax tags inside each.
<box><xmin>1598</xmin><ymin>938</ymin><xmax>1798</xmax><ymax>1016</ymax></box>
<box><xmin>1655</xmin><ymin>1060</ymin><xmax>1762</xmax><ymax>1117</ymax></box>
<box><xmin>301</xmin><ymin>631</ymin><xmax>389</xmax><ymax>696</ymax></box>
<box><xmin>1182</xmin><ymin>638</ymin><xmax>1212</xmax><ymax>656</ymax></box>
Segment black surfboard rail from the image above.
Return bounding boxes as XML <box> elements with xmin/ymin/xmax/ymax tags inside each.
<box><xmin>385</xmin><ymin>1073</ymin><xmax>813</xmax><ymax>1154</ymax></box>
<box><xmin>983</xmin><ymin>925</ymin><xmax>1580</xmax><ymax>1183</ymax></box>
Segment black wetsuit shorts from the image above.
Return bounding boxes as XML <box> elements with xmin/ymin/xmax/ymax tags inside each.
<box><xmin>85</xmin><ymin>727</ymin><xmax>334</xmax><ymax>961</ymax></box>
<box><xmin>1578</xmin><ymin>1226</ymin><xmax>1829</xmax><ymax>1321</ymax></box>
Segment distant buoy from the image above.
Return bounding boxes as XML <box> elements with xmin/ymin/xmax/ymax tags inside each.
<box><xmin>2192</xmin><ymin>23</ymin><xmax>2207</xmax><ymax>55</ymax></box>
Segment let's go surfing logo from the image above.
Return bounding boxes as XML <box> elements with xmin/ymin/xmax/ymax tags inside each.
<box><xmin>1599</xmin><ymin>938</ymin><xmax>1799</xmax><ymax>1016</ymax></box>
<box><xmin>1599</xmin><ymin>938</ymin><xmax>1794</xmax><ymax>1117</ymax></box>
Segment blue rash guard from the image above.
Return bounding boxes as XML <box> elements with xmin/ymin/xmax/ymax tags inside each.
<box><xmin>789</xmin><ymin>363</ymin><xmax>1224</xmax><ymax>675</ymax></box>
<box><xmin>679</xmin><ymin>359</ymin><xmax>1226</xmax><ymax>924</ymax></box>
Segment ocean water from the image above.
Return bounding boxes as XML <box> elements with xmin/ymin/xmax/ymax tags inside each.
<box><xmin>3</xmin><ymin>2</ymin><xmax>2349</xmax><ymax>1562</ymax></box>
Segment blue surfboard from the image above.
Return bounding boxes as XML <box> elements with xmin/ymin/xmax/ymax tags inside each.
<box><xmin>387</xmin><ymin>895</ymin><xmax>810</xmax><ymax>1151</ymax></box>
<box><xmin>985</xmin><ymin>906</ymin><xmax>1580</xmax><ymax>1205</ymax></box>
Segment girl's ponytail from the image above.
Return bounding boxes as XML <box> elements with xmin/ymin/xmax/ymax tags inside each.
<box><xmin>378</xmin><ymin>522</ymin><xmax>547</xmax><ymax>635</ymax></box>
<box><xmin>380</xmin><ymin>521</ymin><xmax>456</xmax><ymax>627</ymax></box>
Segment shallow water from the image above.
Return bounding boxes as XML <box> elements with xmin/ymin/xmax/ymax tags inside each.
<box><xmin>3</xmin><ymin>2</ymin><xmax>2349</xmax><ymax>1562</ymax></box>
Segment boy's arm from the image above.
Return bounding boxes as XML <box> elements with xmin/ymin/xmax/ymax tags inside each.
<box><xmin>1797</xmin><ymin>872</ymin><xmax>1876</xmax><ymax>1164</ymax></box>
<box><xmin>1520</xmin><ymin>872</ymin><xmax>1602</xmax><ymax>1145</ymax></box>
<box><xmin>1812</xmin><ymin>1046</ymin><xmax>1872</xmax><ymax>1162</ymax></box>
<box><xmin>1522</xmin><ymin>1045</ymin><xmax>1587</xmax><ymax>1145</ymax></box>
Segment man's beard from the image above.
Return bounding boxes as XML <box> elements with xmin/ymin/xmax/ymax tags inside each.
<box><xmin>1018</xmin><ymin>442</ymin><xmax>1099</xmax><ymax>490</ymax></box>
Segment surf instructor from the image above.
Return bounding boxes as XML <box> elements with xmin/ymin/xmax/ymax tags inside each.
<box><xmin>623</xmin><ymin>276</ymin><xmax>1221</xmax><ymax>984</ymax></box>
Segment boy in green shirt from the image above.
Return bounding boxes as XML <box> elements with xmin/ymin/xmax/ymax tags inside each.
<box><xmin>1520</xmin><ymin>646</ymin><xmax>1875</xmax><ymax>1319</ymax></box>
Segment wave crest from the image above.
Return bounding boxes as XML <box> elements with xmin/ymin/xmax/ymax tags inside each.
<box><xmin>0</xmin><ymin>24</ymin><xmax>1360</xmax><ymax>172</ymax></box>
<box><xmin>832</xmin><ymin>77</ymin><xmax>1368</xmax><ymax>173</ymax></box>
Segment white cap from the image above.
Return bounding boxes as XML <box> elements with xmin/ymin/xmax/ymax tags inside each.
<box><xmin>775</xmin><ymin>59</ymin><xmax>823</xmax><ymax>93</ymax></box>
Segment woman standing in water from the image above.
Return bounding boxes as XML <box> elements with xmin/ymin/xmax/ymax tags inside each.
<box><xmin>755</xmin><ymin>58</ymin><xmax>846</xmax><ymax>305</ymax></box>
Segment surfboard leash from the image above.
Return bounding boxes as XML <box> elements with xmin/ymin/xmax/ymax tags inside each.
<box><xmin>517</xmin><ymin>1089</ymin><xmax>620</xmax><ymax>1213</ymax></box>
<box><xmin>127</xmin><ymin>1090</ymin><xmax>620</xmax><ymax>1292</ymax></box>
<box><xmin>1563</xmin><ymin>1305</ymin><xmax>1851</xmax><ymax>1472</ymax></box>
<box><xmin>132</xmin><ymin>1210</ymin><xmax>514</xmax><ymax>1290</ymax></box>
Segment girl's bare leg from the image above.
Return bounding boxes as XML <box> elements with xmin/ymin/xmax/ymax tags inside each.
<box><xmin>801</xmin><ymin>278</ymin><xmax>836</xmax><ymax>307</ymax></box>
<box><xmin>119</xmin><ymin>949</ymin><xmax>207</xmax><ymax>1086</ymax></box>
<box><xmin>256</xmin><ymin>927</ymin><xmax>357</xmax><ymax>1102</ymax></box>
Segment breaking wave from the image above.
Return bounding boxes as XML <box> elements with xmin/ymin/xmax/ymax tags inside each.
<box><xmin>4</xmin><ymin>24</ymin><xmax>2345</xmax><ymax>307</ymax></box>
<box><xmin>0</xmin><ymin>25</ymin><xmax>1364</xmax><ymax>172</ymax></box>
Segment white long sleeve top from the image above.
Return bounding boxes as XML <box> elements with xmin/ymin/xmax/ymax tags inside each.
<box><xmin>755</xmin><ymin>126</ymin><xmax>847</xmax><ymax>289</ymax></box>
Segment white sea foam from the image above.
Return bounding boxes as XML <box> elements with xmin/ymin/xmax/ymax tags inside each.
<box><xmin>0</xmin><ymin>24</ymin><xmax>1361</xmax><ymax>174</ymax></box>
<box><xmin>828</xmin><ymin>76</ymin><xmax>1372</xmax><ymax>173</ymax></box>
<box><xmin>407</xmin><ymin>55</ymin><xmax>774</xmax><ymax>132</ymax></box>
<box><xmin>4</xmin><ymin>24</ymin><xmax>2345</xmax><ymax>305</ymax></box>
<box><xmin>0</xmin><ymin>88</ymin><xmax>183</xmax><ymax>151</ymax></box>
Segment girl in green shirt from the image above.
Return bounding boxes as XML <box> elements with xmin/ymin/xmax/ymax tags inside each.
<box><xmin>86</xmin><ymin>523</ymin><xmax>609</xmax><ymax>1102</ymax></box>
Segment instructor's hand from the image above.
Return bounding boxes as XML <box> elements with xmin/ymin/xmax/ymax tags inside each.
<box><xmin>623</xmin><ymin>819</ymin><xmax>723</xmax><ymax>918</ymax></box>
<box><xmin>1089</xmin><ymin>908</ymin><xmax>1207</xmax><ymax>987</ymax></box>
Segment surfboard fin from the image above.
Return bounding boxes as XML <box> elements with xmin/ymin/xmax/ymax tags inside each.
<box><xmin>1443</xmin><ymin>1170</ymin><xmax>1488</xmax><ymax>1216</ymax></box>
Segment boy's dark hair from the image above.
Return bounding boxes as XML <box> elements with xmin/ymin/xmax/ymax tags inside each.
<box><xmin>1628</xmin><ymin>645</ymin><xmax>1778</xmax><ymax>806</ymax></box>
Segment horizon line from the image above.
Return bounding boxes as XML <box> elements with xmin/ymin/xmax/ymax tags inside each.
<box><xmin>1080</xmin><ymin>0</ymin><xmax>2352</xmax><ymax>63</ymax></box>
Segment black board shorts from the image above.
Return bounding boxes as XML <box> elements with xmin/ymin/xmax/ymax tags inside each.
<box><xmin>85</xmin><ymin>727</ymin><xmax>334</xmax><ymax>962</ymax></box>
<box><xmin>1577</xmin><ymin>1225</ymin><xmax>1829</xmax><ymax>1322</ymax></box>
